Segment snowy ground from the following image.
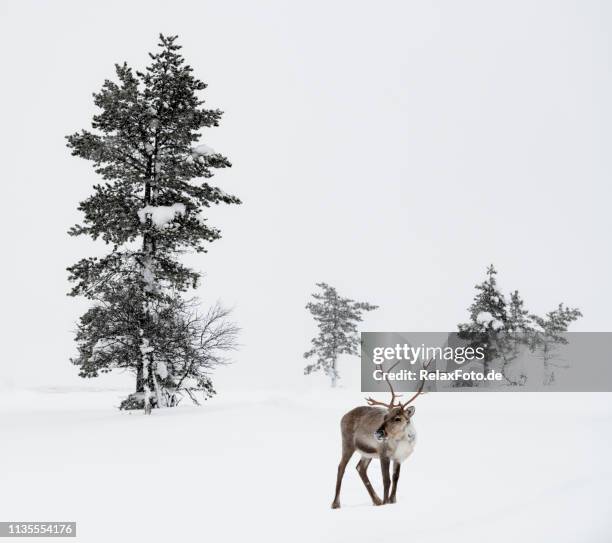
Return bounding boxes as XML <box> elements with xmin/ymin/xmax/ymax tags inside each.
<box><xmin>1</xmin><ymin>386</ymin><xmax>611</xmax><ymax>543</ymax></box>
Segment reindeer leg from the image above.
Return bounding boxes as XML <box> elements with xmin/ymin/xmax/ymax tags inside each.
<box><xmin>381</xmin><ymin>456</ymin><xmax>391</xmax><ymax>504</ymax></box>
<box><xmin>332</xmin><ymin>447</ymin><xmax>354</xmax><ymax>509</ymax></box>
<box><xmin>356</xmin><ymin>458</ymin><xmax>383</xmax><ymax>506</ymax></box>
<box><xmin>389</xmin><ymin>461</ymin><xmax>401</xmax><ymax>503</ymax></box>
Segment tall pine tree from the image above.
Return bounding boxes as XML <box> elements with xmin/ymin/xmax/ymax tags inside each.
<box><xmin>304</xmin><ymin>283</ymin><xmax>377</xmax><ymax>387</ymax></box>
<box><xmin>67</xmin><ymin>34</ymin><xmax>240</xmax><ymax>412</ymax></box>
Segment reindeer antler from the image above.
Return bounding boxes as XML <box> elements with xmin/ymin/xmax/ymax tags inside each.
<box><xmin>400</xmin><ymin>356</ymin><xmax>434</xmax><ymax>409</ymax></box>
<box><xmin>365</xmin><ymin>356</ymin><xmax>436</xmax><ymax>410</ymax></box>
<box><xmin>365</xmin><ymin>361</ymin><xmax>402</xmax><ymax>409</ymax></box>
<box><xmin>364</xmin><ymin>397</ymin><xmax>396</xmax><ymax>408</ymax></box>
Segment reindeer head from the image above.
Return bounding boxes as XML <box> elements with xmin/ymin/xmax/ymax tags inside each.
<box><xmin>366</xmin><ymin>358</ymin><xmax>431</xmax><ymax>442</ymax></box>
<box><xmin>374</xmin><ymin>405</ymin><xmax>415</xmax><ymax>441</ymax></box>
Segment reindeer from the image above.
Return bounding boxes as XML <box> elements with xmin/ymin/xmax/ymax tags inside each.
<box><xmin>331</xmin><ymin>360</ymin><xmax>430</xmax><ymax>509</ymax></box>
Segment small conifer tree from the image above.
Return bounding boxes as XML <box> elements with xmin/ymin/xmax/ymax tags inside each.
<box><xmin>459</xmin><ymin>265</ymin><xmax>581</xmax><ymax>385</ymax></box>
<box><xmin>530</xmin><ymin>304</ymin><xmax>582</xmax><ymax>384</ymax></box>
<box><xmin>458</xmin><ymin>265</ymin><xmax>509</xmax><ymax>373</ymax></box>
<box><xmin>304</xmin><ymin>283</ymin><xmax>377</xmax><ymax>387</ymax></box>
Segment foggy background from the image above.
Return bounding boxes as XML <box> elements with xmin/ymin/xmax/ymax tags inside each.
<box><xmin>0</xmin><ymin>0</ymin><xmax>610</xmax><ymax>392</ymax></box>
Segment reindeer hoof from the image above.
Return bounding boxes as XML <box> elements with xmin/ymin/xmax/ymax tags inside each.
<box><xmin>331</xmin><ymin>501</ymin><xmax>340</xmax><ymax>509</ymax></box>
<box><xmin>373</xmin><ymin>497</ymin><xmax>383</xmax><ymax>506</ymax></box>
<box><xmin>388</xmin><ymin>496</ymin><xmax>396</xmax><ymax>504</ymax></box>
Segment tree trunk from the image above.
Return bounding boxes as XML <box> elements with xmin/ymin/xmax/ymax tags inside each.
<box><xmin>141</xmin><ymin>167</ymin><xmax>156</xmax><ymax>414</ymax></box>
<box><xmin>136</xmin><ymin>363</ymin><xmax>144</xmax><ymax>393</ymax></box>
<box><xmin>331</xmin><ymin>358</ymin><xmax>337</xmax><ymax>388</ymax></box>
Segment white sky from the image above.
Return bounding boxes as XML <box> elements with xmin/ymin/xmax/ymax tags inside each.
<box><xmin>0</xmin><ymin>0</ymin><xmax>610</xmax><ymax>390</ymax></box>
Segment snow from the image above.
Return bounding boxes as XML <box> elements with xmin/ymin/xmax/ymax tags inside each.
<box><xmin>191</xmin><ymin>143</ymin><xmax>215</xmax><ymax>157</ymax></box>
<box><xmin>156</xmin><ymin>360</ymin><xmax>168</xmax><ymax>380</ymax></box>
<box><xmin>476</xmin><ymin>311</ymin><xmax>494</xmax><ymax>322</ymax></box>
<box><xmin>0</xmin><ymin>386</ymin><xmax>610</xmax><ymax>543</ymax></box>
<box><xmin>476</xmin><ymin>311</ymin><xmax>504</xmax><ymax>329</ymax></box>
<box><xmin>188</xmin><ymin>144</ymin><xmax>216</xmax><ymax>164</ymax></box>
<box><xmin>92</xmin><ymin>338</ymin><xmax>115</xmax><ymax>355</ymax></box>
<box><xmin>137</xmin><ymin>203</ymin><xmax>186</xmax><ymax>228</ymax></box>
<box><xmin>139</xmin><ymin>339</ymin><xmax>154</xmax><ymax>356</ymax></box>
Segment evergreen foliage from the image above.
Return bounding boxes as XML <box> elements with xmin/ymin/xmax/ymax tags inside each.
<box><xmin>304</xmin><ymin>283</ymin><xmax>377</xmax><ymax>387</ymax></box>
<box><xmin>458</xmin><ymin>265</ymin><xmax>581</xmax><ymax>384</ymax></box>
<box><xmin>530</xmin><ymin>304</ymin><xmax>582</xmax><ymax>384</ymax></box>
<box><xmin>457</xmin><ymin>265</ymin><xmax>509</xmax><ymax>371</ymax></box>
<box><xmin>67</xmin><ymin>35</ymin><xmax>239</xmax><ymax>411</ymax></box>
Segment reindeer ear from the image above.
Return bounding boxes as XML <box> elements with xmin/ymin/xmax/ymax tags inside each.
<box><xmin>405</xmin><ymin>406</ymin><xmax>415</xmax><ymax>416</ymax></box>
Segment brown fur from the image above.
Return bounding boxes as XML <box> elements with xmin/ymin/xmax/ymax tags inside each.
<box><xmin>331</xmin><ymin>405</ymin><xmax>416</xmax><ymax>509</ymax></box>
